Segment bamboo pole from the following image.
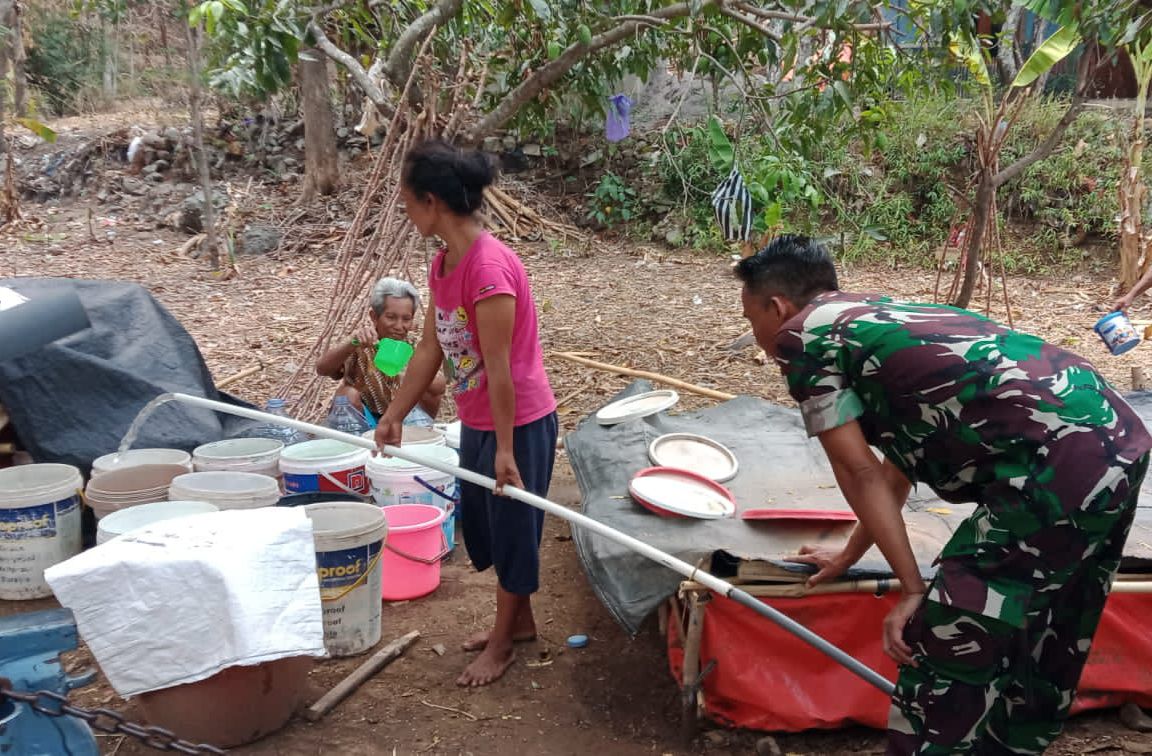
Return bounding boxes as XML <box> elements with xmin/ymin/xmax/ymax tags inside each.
<box><xmin>680</xmin><ymin>578</ymin><xmax>1152</xmax><ymax>597</ymax></box>
<box><xmin>216</xmin><ymin>364</ymin><xmax>263</xmax><ymax>390</ymax></box>
<box><xmin>549</xmin><ymin>352</ymin><xmax>736</xmax><ymax>401</ymax></box>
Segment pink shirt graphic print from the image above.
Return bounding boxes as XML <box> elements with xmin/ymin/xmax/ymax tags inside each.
<box><xmin>429</xmin><ymin>231</ymin><xmax>556</xmax><ymax>430</ymax></box>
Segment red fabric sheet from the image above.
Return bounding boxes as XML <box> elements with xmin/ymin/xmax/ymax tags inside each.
<box><xmin>667</xmin><ymin>591</ymin><xmax>1152</xmax><ymax>732</ymax></box>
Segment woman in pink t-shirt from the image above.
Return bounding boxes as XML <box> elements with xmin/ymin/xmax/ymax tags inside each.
<box><xmin>376</xmin><ymin>139</ymin><xmax>558</xmax><ymax>688</ymax></box>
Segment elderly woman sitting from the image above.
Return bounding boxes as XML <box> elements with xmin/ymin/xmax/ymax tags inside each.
<box><xmin>316</xmin><ymin>277</ymin><xmax>445</xmax><ymax>422</ymax></box>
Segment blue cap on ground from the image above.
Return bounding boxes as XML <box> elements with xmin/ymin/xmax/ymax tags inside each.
<box><xmin>566</xmin><ymin>634</ymin><xmax>589</xmax><ymax>649</ymax></box>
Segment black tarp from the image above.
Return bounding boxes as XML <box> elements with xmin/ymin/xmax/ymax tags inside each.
<box><xmin>566</xmin><ymin>380</ymin><xmax>1152</xmax><ymax>636</ymax></box>
<box><xmin>0</xmin><ymin>278</ymin><xmax>258</xmax><ymax>473</ymax></box>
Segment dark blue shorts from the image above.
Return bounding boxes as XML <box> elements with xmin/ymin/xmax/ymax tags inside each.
<box><xmin>458</xmin><ymin>412</ymin><xmax>558</xmax><ymax>594</ymax></box>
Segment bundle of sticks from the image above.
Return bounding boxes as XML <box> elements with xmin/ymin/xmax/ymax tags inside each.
<box><xmin>276</xmin><ymin>45</ymin><xmax>583</xmax><ymax>420</ymax></box>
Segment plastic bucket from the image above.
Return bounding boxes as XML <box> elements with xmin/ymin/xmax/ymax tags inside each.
<box><xmin>96</xmin><ymin>501</ymin><xmax>219</xmax><ymax>545</ymax></box>
<box><xmin>0</xmin><ymin>464</ymin><xmax>84</xmax><ymax>599</ymax></box>
<box><xmin>168</xmin><ymin>471</ymin><xmax>281</xmax><ymax>511</ymax></box>
<box><xmin>84</xmin><ymin>463</ymin><xmax>191</xmax><ymax>521</ymax></box>
<box><xmin>279</xmin><ymin>440</ymin><xmax>370</xmax><ymax>496</ymax></box>
<box><xmin>303</xmin><ymin>502</ymin><xmax>389</xmax><ymax>656</ymax></box>
<box><xmin>278</xmin><ymin>491</ymin><xmax>370</xmax><ymax>508</ymax></box>
<box><xmin>379</xmin><ymin>504</ymin><xmax>448</xmax><ymax>600</ymax></box>
<box><xmin>436</xmin><ymin>421</ymin><xmax>462</xmax><ymax>450</ymax></box>
<box><xmin>1095</xmin><ymin>311</ymin><xmax>1141</xmax><ymax>356</ymax></box>
<box><xmin>92</xmin><ymin>449</ymin><xmax>193</xmax><ymax>478</ymax></box>
<box><xmin>361</xmin><ymin>426</ymin><xmax>445</xmax><ymax>448</ymax></box>
<box><xmin>193</xmin><ymin>438</ymin><xmax>284</xmax><ymax>478</ymax></box>
<box><xmin>366</xmin><ymin>446</ymin><xmax>459</xmax><ymax>553</ymax></box>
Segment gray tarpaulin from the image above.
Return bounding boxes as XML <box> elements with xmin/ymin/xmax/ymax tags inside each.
<box><xmin>566</xmin><ymin>380</ymin><xmax>1152</xmax><ymax>636</ymax></box>
<box><xmin>0</xmin><ymin>278</ymin><xmax>258</xmax><ymax>473</ymax></box>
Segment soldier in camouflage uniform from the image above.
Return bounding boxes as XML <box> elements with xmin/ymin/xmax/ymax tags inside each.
<box><xmin>734</xmin><ymin>235</ymin><xmax>1151</xmax><ymax>755</ymax></box>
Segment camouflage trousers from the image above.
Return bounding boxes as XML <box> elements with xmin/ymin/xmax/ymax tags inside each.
<box><xmin>887</xmin><ymin>455</ymin><xmax>1148</xmax><ymax>755</ymax></box>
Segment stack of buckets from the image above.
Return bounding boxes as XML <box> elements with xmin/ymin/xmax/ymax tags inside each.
<box><xmin>365</xmin><ymin>431</ymin><xmax>459</xmax><ymax>601</ymax></box>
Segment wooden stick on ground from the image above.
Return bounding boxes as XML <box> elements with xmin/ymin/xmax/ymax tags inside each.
<box><xmin>549</xmin><ymin>352</ymin><xmax>736</xmax><ymax>402</ymax></box>
<box><xmin>303</xmin><ymin>629</ymin><xmax>420</xmax><ymax>722</ymax></box>
<box><xmin>216</xmin><ymin>363</ymin><xmax>263</xmax><ymax>390</ymax></box>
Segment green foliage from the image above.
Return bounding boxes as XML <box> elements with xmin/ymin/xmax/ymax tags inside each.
<box><xmin>586</xmin><ymin>172</ymin><xmax>638</xmax><ymax>228</ymax></box>
<box><xmin>649</xmin><ymin>93</ymin><xmax>1133</xmax><ymax>271</ymax></box>
<box><xmin>25</xmin><ymin>8</ymin><xmax>107</xmax><ymax>115</ymax></box>
<box><xmin>13</xmin><ymin>118</ymin><xmax>58</xmax><ymax>142</ymax></box>
<box><xmin>192</xmin><ymin>0</ymin><xmax>305</xmax><ymax>97</ymax></box>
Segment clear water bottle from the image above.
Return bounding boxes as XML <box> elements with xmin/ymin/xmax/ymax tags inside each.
<box><xmin>403</xmin><ymin>405</ymin><xmax>435</xmax><ymax>428</ymax></box>
<box><xmin>326</xmin><ymin>395</ymin><xmax>370</xmax><ymax>436</ymax></box>
<box><xmin>249</xmin><ymin>398</ymin><xmax>309</xmax><ymax>446</ymax></box>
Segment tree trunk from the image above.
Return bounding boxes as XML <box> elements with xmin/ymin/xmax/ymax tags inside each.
<box><xmin>299</xmin><ymin>50</ymin><xmax>340</xmax><ymax>203</ymax></box>
<box><xmin>955</xmin><ymin>175</ymin><xmax>995</xmax><ymax>309</ymax></box>
<box><xmin>11</xmin><ymin>0</ymin><xmax>25</xmax><ymax>117</ymax></box>
<box><xmin>184</xmin><ymin>22</ymin><xmax>219</xmax><ymax>270</ymax></box>
<box><xmin>103</xmin><ymin>17</ymin><xmax>118</xmax><ymax>104</ymax></box>
<box><xmin>158</xmin><ymin>5</ymin><xmax>170</xmax><ymax>67</ymax></box>
<box><xmin>995</xmin><ymin>5</ymin><xmax>1023</xmax><ymax>86</ymax></box>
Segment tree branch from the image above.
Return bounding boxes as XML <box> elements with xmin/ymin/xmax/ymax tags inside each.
<box><xmin>717</xmin><ymin>5</ymin><xmax>782</xmax><ymax>42</ymax></box>
<box><xmin>992</xmin><ymin>94</ymin><xmax>1085</xmax><ymax>187</ymax></box>
<box><xmin>308</xmin><ymin>20</ymin><xmax>393</xmax><ymax>116</ymax></box>
<box><xmin>465</xmin><ymin>0</ymin><xmax>716</xmax><ymax>142</ymax></box>
<box><xmin>381</xmin><ymin>0</ymin><xmax>464</xmax><ymax>89</ymax></box>
<box><xmin>731</xmin><ymin>1</ymin><xmax>889</xmax><ymax>31</ymax></box>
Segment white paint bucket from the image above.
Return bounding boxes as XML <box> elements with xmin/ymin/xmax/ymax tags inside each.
<box><xmin>193</xmin><ymin>438</ymin><xmax>284</xmax><ymax>478</ymax></box>
<box><xmin>1094</xmin><ymin>311</ymin><xmax>1142</xmax><ymax>356</ymax></box>
<box><xmin>303</xmin><ymin>501</ymin><xmax>388</xmax><ymax>657</ymax></box>
<box><xmin>91</xmin><ymin>449</ymin><xmax>193</xmax><ymax>477</ymax></box>
<box><xmin>0</xmin><ymin>464</ymin><xmax>83</xmax><ymax>599</ymax></box>
<box><xmin>96</xmin><ymin>501</ymin><xmax>220</xmax><ymax>545</ymax></box>
<box><xmin>279</xmin><ymin>440</ymin><xmax>370</xmax><ymax>497</ymax></box>
<box><xmin>168</xmin><ymin>471</ymin><xmax>281</xmax><ymax>511</ymax></box>
<box><xmin>361</xmin><ymin>426</ymin><xmax>445</xmax><ymax>448</ymax></box>
<box><xmin>436</xmin><ymin>421</ymin><xmax>462</xmax><ymax>450</ymax></box>
<box><xmin>366</xmin><ymin>446</ymin><xmax>459</xmax><ymax>553</ymax></box>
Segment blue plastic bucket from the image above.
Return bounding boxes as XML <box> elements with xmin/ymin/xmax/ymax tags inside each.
<box><xmin>1094</xmin><ymin>311</ymin><xmax>1141</xmax><ymax>356</ymax></box>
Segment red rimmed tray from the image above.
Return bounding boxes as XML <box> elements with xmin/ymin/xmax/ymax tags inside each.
<box><xmin>628</xmin><ymin>466</ymin><xmax>737</xmax><ymax>519</ymax></box>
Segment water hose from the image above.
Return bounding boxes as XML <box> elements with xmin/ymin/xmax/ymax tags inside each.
<box><xmin>167</xmin><ymin>392</ymin><xmax>896</xmax><ymax>696</ymax></box>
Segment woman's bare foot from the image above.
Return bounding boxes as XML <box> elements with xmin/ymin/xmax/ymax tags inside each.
<box><xmin>461</xmin><ymin>628</ymin><xmax>536</xmax><ymax>652</ymax></box>
<box><xmin>456</xmin><ymin>645</ymin><xmax>515</xmax><ymax>687</ymax></box>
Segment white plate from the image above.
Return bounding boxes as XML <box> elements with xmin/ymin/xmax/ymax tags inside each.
<box><xmin>595</xmin><ymin>390</ymin><xmax>680</xmax><ymax>426</ymax></box>
<box><xmin>648</xmin><ymin>433</ymin><xmax>739</xmax><ymax>482</ymax></box>
<box><xmin>628</xmin><ymin>470</ymin><xmax>736</xmax><ymax>519</ymax></box>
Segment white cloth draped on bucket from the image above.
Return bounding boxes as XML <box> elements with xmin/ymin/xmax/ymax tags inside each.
<box><xmin>45</xmin><ymin>507</ymin><xmax>325</xmax><ymax>696</ymax></box>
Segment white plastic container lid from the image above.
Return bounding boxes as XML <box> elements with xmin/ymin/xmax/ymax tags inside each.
<box><xmin>367</xmin><ymin>445</ymin><xmax>460</xmax><ymax>473</ymax></box>
<box><xmin>595</xmin><ymin>390</ymin><xmax>679</xmax><ymax>426</ymax></box>
<box><xmin>648</xmin><ymin>433</ymin><xmax>739</xmax><ymax>482</ymax></box>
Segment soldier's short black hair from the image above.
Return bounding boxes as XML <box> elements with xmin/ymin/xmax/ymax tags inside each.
<box><xmin>733</xmin><ymin>234</ymin><xmax>839</xmax><ymax>306</ymax></box>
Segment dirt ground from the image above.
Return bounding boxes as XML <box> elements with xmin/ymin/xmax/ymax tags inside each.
<box><xmin>5</xmin><ymin>114</ymin><xmax>1152</xmax><ymax>754</ymax></box>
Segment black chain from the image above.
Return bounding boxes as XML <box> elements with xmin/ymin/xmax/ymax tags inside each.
<box><xmin>1</xmin><ymin>687</ymin><xmax>227</xmax><ymax>754</ymax></box>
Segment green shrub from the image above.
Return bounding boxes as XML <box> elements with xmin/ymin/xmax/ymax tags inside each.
<box><xmin>26</xmin><ymin>11</ymin><xmax>106</xmax><ymax>115</ymax></box>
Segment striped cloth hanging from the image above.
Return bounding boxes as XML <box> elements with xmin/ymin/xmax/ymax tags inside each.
<box><xmin>710</xmin><ymin>168</ymin><xmax>753</xmax><ymax>242</ymax></box>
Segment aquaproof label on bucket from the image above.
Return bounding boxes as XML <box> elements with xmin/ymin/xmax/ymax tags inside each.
<box><xmin>1095</xmin><ymin>312</ymin><xmax>1141</xmax><ymax>356</ymax></box>
<box><xmin>0</xmin><ymin>495</ymin><xmax>81</xmax><ymax>599</ymax></box>
<box><xmin>316</xmin><ymin>539</ymin><xmax>383</xmax><ymax>656</ymax></box>
<box><xmin>284</xmin><ymin>467</ymin><xmax>368</xmax><ymax>495</ymax></box>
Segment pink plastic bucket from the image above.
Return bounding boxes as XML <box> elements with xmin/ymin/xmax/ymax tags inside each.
<box><xmin>379</xmin><ymin>504</ymin><xmax>448</xmax><ymax>601</ymax></box>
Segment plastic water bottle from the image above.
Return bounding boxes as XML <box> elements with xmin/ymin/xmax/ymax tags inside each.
<box><xmin>326</xmin><ymin>395</ymin><xmax>370</xmax><ymax>436</ymax></box>
<box><xmin>249</xmin><ymin>398</ymin><xmax>308</xmax><ymax>446</ymax></box>
<box><xmin>403</xmin><ymin>405</ymin><xmax>435</xmax><ymax>428</ymax></box>
<box><xmin>248</xmin><ymin>398</ymin><xmax>308</xmax><ymax>445</ymax></box>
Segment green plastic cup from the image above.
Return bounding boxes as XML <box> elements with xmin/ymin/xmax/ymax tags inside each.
<box><xmin>374</xmin><ymin>338</ymin><xmax>414</xmax><ymax>376</ymax></box>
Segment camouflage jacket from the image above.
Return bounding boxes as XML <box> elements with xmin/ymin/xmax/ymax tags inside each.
<box><xmin>775</xmin><ymin>292</ymin><xmax>1152</xmax><ymax>625</ymax></box>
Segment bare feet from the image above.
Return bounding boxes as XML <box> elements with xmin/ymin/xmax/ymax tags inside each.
<box><xmin>461</xmin><ymin>628</ymin><xmax>536</xmax><ymax>652</ymax></box>
<box><xmin>456</xmin><ymin>645</ymin><xmax>515</xmax><ymax>687</ymax></box>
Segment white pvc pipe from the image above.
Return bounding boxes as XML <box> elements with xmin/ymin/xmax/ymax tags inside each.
<box><xmin>168</xmin><ymin>393</ymin><xmax>896</xmax><ymax>695</ymax></box>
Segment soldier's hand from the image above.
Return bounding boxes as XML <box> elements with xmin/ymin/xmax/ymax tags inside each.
<box><xmin>883</xmin><ymin>590</ymin><xmax>925</xmax><ymax>667</ymax></box>
<box><xmin>791</xmin><ymin>545</ymin><xmax>853</xmax><ymax>588</ymax></box>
